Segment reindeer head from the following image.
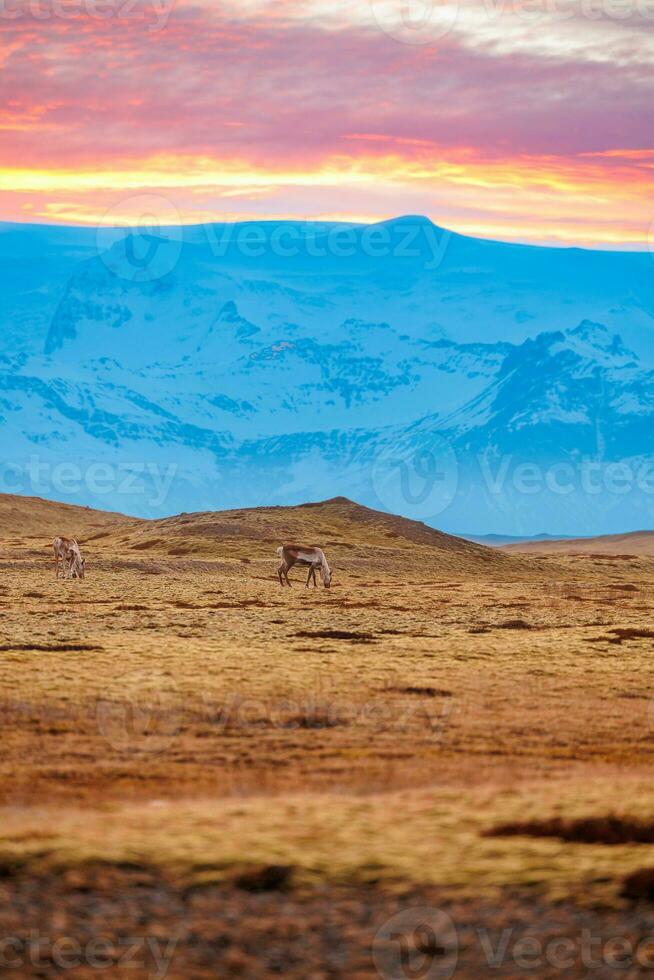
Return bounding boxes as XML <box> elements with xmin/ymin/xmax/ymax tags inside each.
<box><xmin>322</xmin><ymin>564</ymin><xmax>332</xmax><ymax>588</ymax></box>
<box><xmin>69</xmin><ymin>554</ymin><xmax>85</xmax><ymax>579</ymax></box>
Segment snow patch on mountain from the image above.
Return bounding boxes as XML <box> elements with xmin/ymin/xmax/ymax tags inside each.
<box><xmin>1</xmin><ymin>217</ymin><xmax>654</xmax><ymax>533</ymax></box>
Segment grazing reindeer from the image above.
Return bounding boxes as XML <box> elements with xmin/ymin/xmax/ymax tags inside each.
<box><xmin>68</xmin><ymin>546</ymin><xmax>86</xmax><ymax>579</ymax></box>
<box><xmin>53</xmin><ymin>537</ymin><xmax>86</xmax><ymax>580</ymax></box>
<box><xmin>277</xmin><ymin>545</ymin><xmax>332</xmax><ymax>588</ymax></box>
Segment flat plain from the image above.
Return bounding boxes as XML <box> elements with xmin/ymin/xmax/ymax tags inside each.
<box><xmin>2</xmin><ymin>494</ymin><xmax>654</xmax><ymax>977</ymax></box>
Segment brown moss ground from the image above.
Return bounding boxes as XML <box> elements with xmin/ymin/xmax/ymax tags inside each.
<box><xmin>2</xmin><ymin>496</ymin><xmax>654</xmax><ymax>974</ymax></box>
<box><xmin>4</xmin><ymin>871</ymin><xmax>654</xmax><ymax>980</ymax></box>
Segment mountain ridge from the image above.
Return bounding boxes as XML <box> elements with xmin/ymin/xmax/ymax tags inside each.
<box><xmin>2</xmin><ymin>217</ymin><xmax>654</xmax><ymax>535</ymax></box>
<box><xmin>3</xmin><ymin>215</ymin><xmax>652</xmax><ymax>255</ymax></box>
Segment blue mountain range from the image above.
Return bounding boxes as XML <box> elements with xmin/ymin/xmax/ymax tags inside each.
<box><xmin>1</xmin><ymin>216</ymin><xmax>653</xmax><ymax>535</ymax></box>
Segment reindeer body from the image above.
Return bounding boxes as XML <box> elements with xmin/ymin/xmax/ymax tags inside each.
<box><xmin>53</xmin><ymin>537</ymin><xmax>85</xmax><ymax>580</ymax></box>
<box><xmin>277</xmin><ymin>545</ymin><xmax>331</xmax><ymax>588</ymax></box>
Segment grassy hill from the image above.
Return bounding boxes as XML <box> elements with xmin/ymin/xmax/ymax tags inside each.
<box><xmin>0</xmin><ymin>492</ymin><xmax>137</xmax><ymax>539</ymax></box>
<box><xmin>86</xmin><ymin>495</ymin><xmax>510</xmax><ymax>573</ymax></box>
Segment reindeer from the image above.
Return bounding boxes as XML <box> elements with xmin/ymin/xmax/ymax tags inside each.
<box><xmin>53</xmin><ymin>537</ymin><xmax>86</xmax><ymax>580</ymax></box>
<box><xmin>277</xmin><ymin>545</ymin><xmax>332</xmax><ymax>588</ymax></box>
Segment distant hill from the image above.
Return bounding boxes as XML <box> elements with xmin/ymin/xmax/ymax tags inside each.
<box><xmin>92</xmin><ymin>495</ymin><xmax>510</xmax><ymax>573</ymax></box>
<box><xmin>0</xmin><ymin>492</ymin><xmax>514</xmax><ymax>573</ymax></box>
<box><xmin>501</xmin><ymin>529</ymin><xmax>654</xmax><ymax>556</ymax></box>
<box><xmin>464</xmin><ymin>532</ymin><xmax>579</xmax><ymax>548</ymax></box>
<box><xmin>0</xmin><ymin>493</ymin><xmax>136</xmax><ymax>539</ymax></box>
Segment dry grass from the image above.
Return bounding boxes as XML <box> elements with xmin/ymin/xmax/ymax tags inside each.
<box><xmin>502</xmin><ymin>529</ymin><xmax>654</xmax><ymax>556</ymax></box>
<box><xmin>2</xmin><ymin>496</ymin><xmax>654</xmax><ymax>906</ymax></box>
<box><xmin>0</xmin><ymin>491</ymin><xmax>137</xmax><ymax>539</ymax></box>
<box><xmin>6</xmin><ymin>781</ymin><xmax>654</xmax><ymax>907</ymax></box>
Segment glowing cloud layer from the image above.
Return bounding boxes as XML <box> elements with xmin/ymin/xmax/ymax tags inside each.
<box><xmin>1</xmin><ymin>0</ymin><xmax>652</xmax><ymax>246</ymax></box>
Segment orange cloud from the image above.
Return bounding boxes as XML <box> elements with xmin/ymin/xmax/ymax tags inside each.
<box><xmin>1</xmin><ymin>147</ymin><xmax>651</xmax><ymax>248</ymax></box>
<box><xmin>1</xmin><ymin>1</ymin><xmax>652</xmax><ymax>247</ymax></box>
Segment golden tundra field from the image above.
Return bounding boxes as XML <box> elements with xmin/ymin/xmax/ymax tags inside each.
<box><xmin>3</xmin><ymin>492</ymin><xmax>654</xmax><ymax>977</ymax></box>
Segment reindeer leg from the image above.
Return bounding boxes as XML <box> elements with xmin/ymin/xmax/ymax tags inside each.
<box><xmin>312</xmin><ymin>566</ymin><xmax>318</xmax><ymax>587</ymax></box>
<box><xmin>305</xmin><ymin>566</ymin><xmax>312</xmax><ymax>588</ymax></box>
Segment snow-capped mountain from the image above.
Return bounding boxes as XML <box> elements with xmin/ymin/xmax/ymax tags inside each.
<box><xmin>1</xmin><ymin>216</ymin><xmax>653</xmax><ymax>535</ymax></box>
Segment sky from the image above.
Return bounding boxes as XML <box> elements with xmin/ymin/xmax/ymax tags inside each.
<box><xmin>1</xmin><ymin>0</ymin><xmax>653</xmax><ymax>247</ymax></box>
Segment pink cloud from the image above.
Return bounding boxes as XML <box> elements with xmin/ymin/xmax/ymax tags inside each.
<box><xmin>0</xmin><ymin>2</ymin><xmax>652</xmax><ymax>244</ymax></box>
<box><xmin>1</xmin><ymin>6</ymin><xmax>652</xmax><ymax>165</ymax></box>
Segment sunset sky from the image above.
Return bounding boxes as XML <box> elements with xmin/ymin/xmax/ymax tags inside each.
<box><xmin>1</xmin><ymin>0</ymin><xmax>653</xmax><ymax>247</ymax></box>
